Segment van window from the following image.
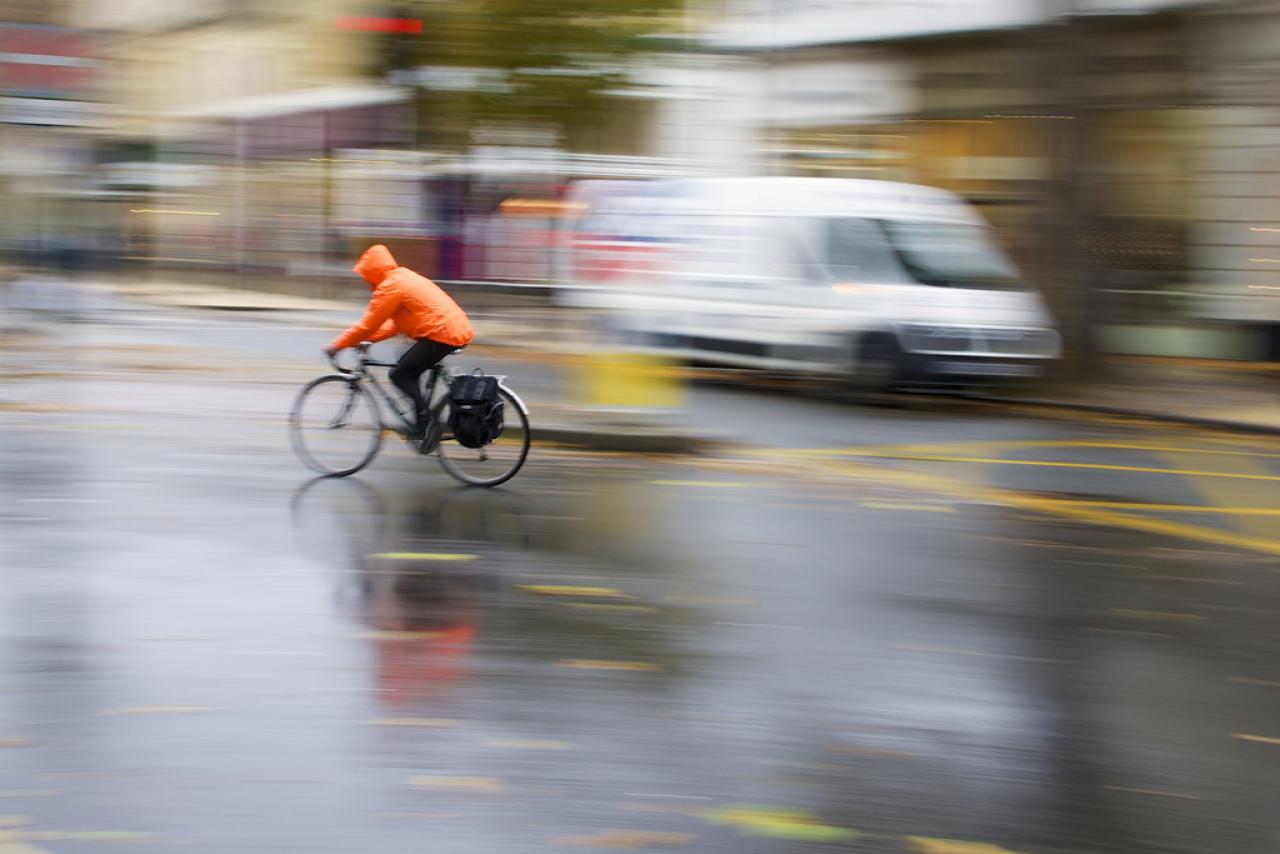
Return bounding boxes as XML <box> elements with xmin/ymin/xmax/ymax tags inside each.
<box><xmin>876</xmin><ymin>219</ymin><xmax>1022</xmax><ymax>289</ymax></box>
<box><xmin>822</xmin><ymin>217</ymin><xmax>909</xmax><ymax>284</ymax></box>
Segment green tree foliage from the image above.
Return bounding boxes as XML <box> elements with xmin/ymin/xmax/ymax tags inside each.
<box><xmin>374</xmin><ymin>0</ymin><xmax>683</xmax><ymax>151</ymax></box>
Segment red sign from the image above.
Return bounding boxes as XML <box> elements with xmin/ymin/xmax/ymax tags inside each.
<box><xmin>0</xmin><ymin>26</ymin><xmax>96</xmax><ymax>98</ymax></box>
<box><xmin>335</xmin><ymin>16</ymin><xmax>423</xmax><ymax>34</ymax></box>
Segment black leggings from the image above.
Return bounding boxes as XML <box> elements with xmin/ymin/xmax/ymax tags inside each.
<box><xmin>389</xmin><ymin>338</ymin><xmax>456</xmax><ymax>424</ymax></box>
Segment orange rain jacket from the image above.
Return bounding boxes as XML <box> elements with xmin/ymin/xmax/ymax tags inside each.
<box><xmin>329</xmin><ymin>244</ymin><xmax>474</xmax><ymax>352</ymax></box>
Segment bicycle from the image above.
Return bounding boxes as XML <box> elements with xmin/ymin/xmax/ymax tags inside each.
<box><xmin>288</xmin><ymin>343</ymin><xmax>531</xmax><ymax>487</ymax></box>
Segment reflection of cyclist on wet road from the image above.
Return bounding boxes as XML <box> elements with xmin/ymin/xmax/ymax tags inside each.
<box><xmin>293</xmin><ymin>479</ymin><xmax>530</xmax><ymax>707</ymax></box>
<box><xmin>325</xmin><ymin>244</ymin><xmax>474</xmax><ymax>438</ymax></box>
<box><xmin>362</xmin><ymin>564</ymin><xmax>478</xmax><ymax>706</ymax></box>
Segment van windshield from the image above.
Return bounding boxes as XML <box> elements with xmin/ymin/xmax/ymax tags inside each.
<box><xmin>871</xmin><ymin>219</ymin><xmax>1022</xmax><ymax>289</ymax></box>
<box><xmin>819</xmin><ymin>217</ymin><xmax>909</xmax><ymax>284</ymax></box>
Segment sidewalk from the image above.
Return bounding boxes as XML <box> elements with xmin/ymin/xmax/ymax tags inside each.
<box><xmin>61</xmin><ymin>276</ymin><xmax>717</xmax><ymax>454</ymax></box>
<box><xmin>975</xmin><ymin>357</ymin><xmax>1280</xmax><ymax>436</ymax></box>
<box><xmin>82</xmin><ymin>278</ymin><xmax>360</xmax><ymax>313</ymax></box>
<box><xmin>67</xmin><ymin>276</ymin><xmax>1280</xmax><ymax>441</ymax></box>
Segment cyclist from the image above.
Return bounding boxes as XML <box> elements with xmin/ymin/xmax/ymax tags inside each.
<box><xmin>326</xmin><ymin>244</ymin><xmax>474</xmax><ymax>439</ymax></box>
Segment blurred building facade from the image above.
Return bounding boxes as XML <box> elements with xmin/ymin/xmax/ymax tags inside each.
<box><xmin>62</xmin><ymin>0</ymin><xmax>413</xmax><ymax>282</ymax></box>
<box><xmin>49</xmin><ymin>0</ymin><xmax>698</xmax><ymax>288</ymax></box>
<box><xmin>6</xmin><ymin>0</ymin><xmax>1280</xmax><ymax>357</ymax></box>
<box><xmin>0</xmin><ymin>0</ymin><xmax>102</xmax><ymax>269</ymax></box>
<box><xmin>698</xmin><ymin>0</ymin><xmax>1280</xmax><ymax>359</ymax></box>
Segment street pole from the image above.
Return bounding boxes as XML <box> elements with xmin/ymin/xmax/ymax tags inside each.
<box><xmin>233</xmin><ymin>116</ymin><xmax>246</xmax><ymax>290</ymax></box>
<box><xmin>1040</xmin><ymin>0</ymin><xmax>1100</xmax><ymax>379</ymax></box>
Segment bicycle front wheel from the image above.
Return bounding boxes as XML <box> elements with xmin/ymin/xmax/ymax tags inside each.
<box><xmin>289</xmin><ymin>375</ymin><xmax>383</xmax><ymax>477</ymax></box>
<box><xmin>436</xmin><ymin>388</ymin><xmax>530</xmax><ymax>487</ymax></box>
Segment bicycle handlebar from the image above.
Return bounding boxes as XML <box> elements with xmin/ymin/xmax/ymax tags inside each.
<box><xmin>327</xmin><ymin>351</ymin><xmax>352</xmax><ymax>373</ymax></box>
<box><xmin>328</xmin><ymin>342</ymin><xmax>368</xmax><ymax>373</ymax></box>
<box><xmin>329</xmin><ymin>342</ymin><xmax>402</xmax><ymax>373</ymax></box>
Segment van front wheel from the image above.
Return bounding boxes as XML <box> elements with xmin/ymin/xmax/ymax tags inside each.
<box><xmin>850</xmin><ymin>334</ymin><xmax>903</xmax><ymax>401</ymax></box>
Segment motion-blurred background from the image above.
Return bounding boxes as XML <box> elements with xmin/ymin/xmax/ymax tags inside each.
<box><xmin>6</xmin><ymin>0</ymin><xmax>1280</xmax><ymax>370</ymax></box>
<box><xmin>6</xmin><ymin>5</ymin><xmax>1280</xmax><ymax>853</ymax></box>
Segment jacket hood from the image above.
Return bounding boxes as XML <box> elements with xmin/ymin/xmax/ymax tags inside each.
<box><xmin>354</xmin><ymin>244</ymin><xmax>398</xmax><ymax>287</ymax></box>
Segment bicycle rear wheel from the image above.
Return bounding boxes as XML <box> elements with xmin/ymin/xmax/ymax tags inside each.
<box><xmin>436</xmin><ymin>388</ymin><xmax>530</xmax><ymax>487</ymax></box>
<box><xmin>289</xmin><ymin>375</ymin><xmax>383</xmax><ymax>477</ymax></box>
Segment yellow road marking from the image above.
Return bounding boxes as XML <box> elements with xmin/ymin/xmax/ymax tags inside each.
<box><xmin>0</xmin><ymin>740</ymin><xmax>34</xmax><ymax>749</ymax></box>
<box><xmin>18</xmin><ymin>831</ymin><xmax>156</xmax><ymax>843</ymax></box>
<box><xmin>904</xmin><ymin>837</ymin><xmax>1022</xmax><ymax>854</ymax></box>
<box><xmin>352</xmin><ymin>631</ymin><xmax>442</xmax><ymax>641</ymax></box>
<box><xmin>0</xmin><ymin>840</ymin><xmax>50</xmax><ymax>854</ymax></box>
<box><xmin>862</xmin><ymin>453</ymin><xmax>1280</xmax><ymax>483</ymax></box>
<box><xmin>1228</xmin><ymin>677</ymin><xmax>1280</xmax><ymax>688</ymax></box>
<box><xmin>366</xmin><ymin>718</ymin><xmax>458</xmax><ymax>728</ymax></box>
<box><xmin>564</xmin><ymin>603</ymin><xmax>658</xmax><ymax>613</ymax></box>
<box><xmin>1232</xmin><ymin>733</ymin><xmax>1280</xmax><ymax>745</ymax></box>
<box><xmin>1159</xmin><ymin>447</ymin><xmax>1280</xmax><ymax>541</ymax></box>
<box><xmin>373</xmin><ymin>552</ymin><xmax>477</xmax><ymax>561</ymax></box>
<box><xmin>485</xmin><ymin>739</ymin><xmax>574</xmax><ymax>750</ymax></box>
<box><xmin>745</xmin><ymin>445</ymin><xmax>1280</xmax><ymax>556</ymax></box>
<box><xmin>1103</xmin><ymin>785</ymin><xmax>1201</xmax><ymax>800</ymax></box>
<box><xmin>983</xmin><ymin>440</ymin><xmax>1274</xmax><ymax>460</ymax></box>
<box><xmin>860</xmin><ymin>501</ymin><xmax>954</xmax><ymax>513</ymax></box>
<box><xmin>819</xmin><ymin>458</ymin><xmax>1280</xmax><ymax>558</ymax></box>
<box><xmin>1039</xmin><ymin>500</ymin><xmax>1280</xmax><ymax>515</ymax></box>
<box><xmin>407</xmin><ymin>776</ymin><xmax>506</xmax><ymax>793</ymax></box>
<box><xmin>1110</xmin><ymin>608</ymin><xmax>1206</xmax><ymax>621</ymax></box>
<box><xmin>702</xmin><ymin>806</ymin><xmax>859</xmax><ymax>842</ymax></box>
<box><xmin>559</xmin><ymin>659</ymin><xmax>662</xmax><ymax>672</ymax></box>
<box><xmin>650</xmin><ymin>480</ymin><xmax>745</xmax><ymax>488</ymax></box>
<box><xmin>1085</xmin><ymin>627</ymin><xmax>1173</xmax><ymax>639</ymax></box>
<box><xmin>552</xmin><ymin>829</ymin><xmax>696</xmax><ymax>847</ymax></box>
<box><xmin>818</xmin><ymin>439</ymin><xmax>1280</xmax><ymax>460</ymax></box>
<box><xmin>520</xmin><ymin>585</ymin><xmax>630</xmax><ymax>598</ymax></box>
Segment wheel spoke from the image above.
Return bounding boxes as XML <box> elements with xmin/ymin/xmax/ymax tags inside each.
<box><xmin>290</xmin><ymin>377</ymin><xmax>383</xmax><ymax>477</ymax></box>
<box><xmin>436</xmin><ymin>389</ymin><xmax>530</xmax><ymax>487</ymax></box>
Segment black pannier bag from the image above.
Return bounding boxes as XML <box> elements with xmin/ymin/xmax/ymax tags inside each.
<box><xmin>447</xmin><ymin>371</ymin><xmax>504</xmax><ymax>448</ymax></box>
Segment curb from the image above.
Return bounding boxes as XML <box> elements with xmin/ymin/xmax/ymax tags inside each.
<box><xmin>959</xmin><ymin>393</ymin><xmax>1280</xmax><ymax>437</ymax></box>
<box><xmin>534</xmin><ymin>424</ymin><xmax>720</xmax><ymax>455</ymax></box>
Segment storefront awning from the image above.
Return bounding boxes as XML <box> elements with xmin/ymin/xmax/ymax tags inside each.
<box><xmin>171</xmin><ymin>85</ymin><xmax>407</xmax><ymax>122</ymax></box>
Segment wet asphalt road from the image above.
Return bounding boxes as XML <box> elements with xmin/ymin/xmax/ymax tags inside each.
<box><xmin>2</xmin><ymin>289</ymin><xmax>1279</xmax><ymax>853</ymax></box>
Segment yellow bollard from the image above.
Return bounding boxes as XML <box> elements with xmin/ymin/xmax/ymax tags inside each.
<box><xmin>571</xmin><ymin>350</ymin><xmax>684</xmax><ymax>411</ymax></box>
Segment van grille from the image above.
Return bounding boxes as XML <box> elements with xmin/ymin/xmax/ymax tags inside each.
<box><xmin>976</xmin><ymin>328</ymin><xmax>1059</xmax><ymax>356</ymax></box>
<box><xmin>900</xmin><ymin>325</ymin><xmax>1058</xmax><ymax>357</ymax></box>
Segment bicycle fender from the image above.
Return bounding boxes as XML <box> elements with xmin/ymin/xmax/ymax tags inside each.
<box><xmin>498</xmin><ymin>381</ymin><xmax>530</xmax><ymax>416</ymax></box>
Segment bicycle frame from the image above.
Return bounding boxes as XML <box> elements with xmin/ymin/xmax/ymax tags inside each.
<box><xmin>298</xmin><ymin>346</ymin><xmax>531</xmax><ymax>484</ymax></box>
<box><xmin>332</xmin><ymin>347</ymin><xmax>531</xmax><ymax>433</ymax></box>
<box><xmin>346</xmin><ymin>357</ymin><xmax>445</xmax><ymax>435</ymax></box>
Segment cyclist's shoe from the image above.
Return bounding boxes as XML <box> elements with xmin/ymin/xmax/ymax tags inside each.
<box><xmin>409</xmin><ymin>417</ymin><xmax>437</xmax><ymax>453</ymax></box>
<box><xmin>405</xmin><ymin>415</ymin><xmax>429</xmax><ymax>442</ymax></box>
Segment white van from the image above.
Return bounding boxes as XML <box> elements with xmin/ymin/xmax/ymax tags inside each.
<box><xmin>557</xmin><ymin>177</ymin><xmax>1060</xmax><ymax>388</ymax></box>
